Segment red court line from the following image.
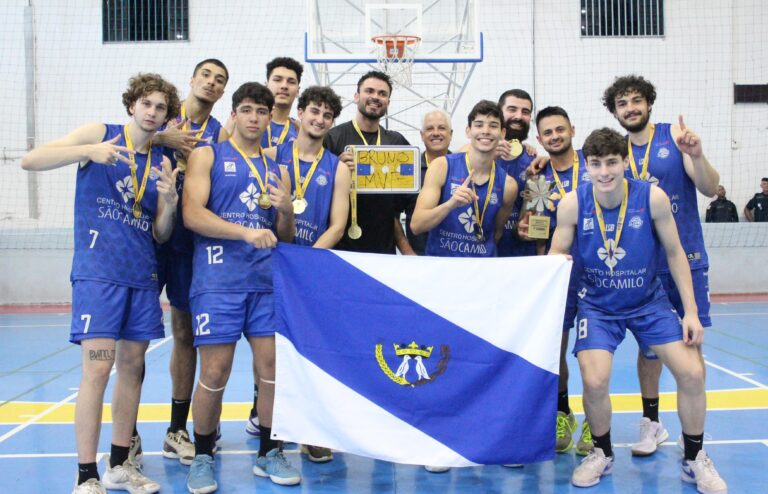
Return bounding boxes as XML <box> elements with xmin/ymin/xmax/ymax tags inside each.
<box><xmin>711</xmin><ymin>293</ymin><xmax>768</xmax><ymax>303</ymax></box>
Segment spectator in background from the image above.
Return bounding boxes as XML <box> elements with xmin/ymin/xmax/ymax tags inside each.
<box><xmin>705</xmin><ymin>185</ymin><xmax>738</xmax><ymax>223</ymax></box>
<box><xmin>744</xmin><ymin>177</ymin><xmax>768</xmax><ymax>222</ymax></box>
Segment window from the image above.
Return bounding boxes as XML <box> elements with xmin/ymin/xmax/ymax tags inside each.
<box><xmin>103</xmin><ymin>0</ymin><xmax>188</xmax><ymax>42</ymax></box>
<box><xmin>581</xmin><ymin>0</ymin><xmax>664</xmax><ymax>37</ymax></box>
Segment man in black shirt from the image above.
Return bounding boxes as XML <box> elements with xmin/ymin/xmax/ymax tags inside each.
<box><xmin>745</xmin><ymin>177</ymin><xmax>768</xmax><ymax>222</ymax></box>
<box><xmin>705</xmin><ymin>185</ymin><xmax>738</xmax><ymax>223</ymax></box>
<box><xmin>324</xmin><ymin>71</ymin><xmax>414</xmax><ymax>254</ymax></box>
<box><xmin>403</xmin><ymin>109</ymin><xmax>453</xmax><ymax>255</ymax></box>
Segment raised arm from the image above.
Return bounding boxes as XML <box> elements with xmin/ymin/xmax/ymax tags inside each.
<box><xmin>548</xmin><ymin>191</ymin><xmax>577</xmax><ymax>256</ymax></box>
<box><xmin>650</xmin><ymin>185</ymin><xmax>703</xmax><ymax>345</ymax></box>
<box><xmin>673</xmin><ymin>115</ymin><xmax>719</xmax><ymax>197</ymax></box>
<box><xmin>21</xmin><ymin>122</ymin><xmax>134</xmax><ymax>171</ymax></box>
<box><xmin>410</xmin><ymin>157</ymin><xmax>473</xmax><ymax>235</ymax></box>
<box><xmin>314</xmin><ymin>162</ymin><xmax>351</xmax><ymax>249</ymax></box>
<box><xmin>153</xmin><ymin>156</ymin><xmax>180</xmax><ymax>243</ymax></box>
<box><xmin>494</xmin><ymin>175</ymin><xmax>518</xmax><ymax>243</ymax></box>
<box><xmin>271</xmin><ymin>166</ymin><xmax>296</xmax><ymax>243</ymax></box>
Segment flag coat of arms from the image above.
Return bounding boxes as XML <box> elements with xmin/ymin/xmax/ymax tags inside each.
<box><xmin>272</xmin><ymin>243</ymin><xmax>572</xmax><ymax>467</ymax></box>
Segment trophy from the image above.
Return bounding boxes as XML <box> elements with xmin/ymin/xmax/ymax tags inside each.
<box><xmin>522</xmin><ymin>174</ymin><xmax>554</xmax><ymax>239</ymax></box>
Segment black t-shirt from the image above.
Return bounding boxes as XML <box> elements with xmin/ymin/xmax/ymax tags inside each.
<box><xmin>705</xmin><ymin>198</ymin><xmax>738</xmax><ymax>223</ymax></box>
<box><xmin>746</xmin><ymin>192</ymin><xmax>768</xmax><ymax>222</ymax></box>
<box><xmin>324</xmin><ymin>121</ymin><xmax>411</xmax><ymax>253</ymax></box>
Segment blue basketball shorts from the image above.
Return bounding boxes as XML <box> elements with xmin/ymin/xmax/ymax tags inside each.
<box><xmin>157</xmin><ymin>247</ymin><xmax>193</xmax><ymax>313</ymax></box>
<box><xmin>190</xmin><ymin>291</ymin><xmax>276</xmax><ymax>346</ymax></box>
<box><xmin>70</xmin><ymin>280</ymin><xmax>165</xmax><ymax>343</ymax></box>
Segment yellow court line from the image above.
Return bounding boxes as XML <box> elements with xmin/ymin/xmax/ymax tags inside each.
<box><xmin>1</xmin><ymin>388</ymin><xmax>766</xmax><ymax>424</ymax></box>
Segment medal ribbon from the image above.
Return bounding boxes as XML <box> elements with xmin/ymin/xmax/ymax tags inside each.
<box><xmin>292</xmin><ymin>143</ymin><xmax>325</xmax><ymax>201</ymax></box>
<box><xmin>266</xmin><ymin>120</ymin><xmax>291</xmax><ymax>148</ymax></box>
<box><xmin>627</xmin><ymin>123</ymin><xmax>655</xmax><ymax>180</ymax></box>
<box><xmin>229</xmin><ymin>138</ymin><xmax>270</xmax><ymax>198</ymax></box>
<box><xmin>123</xmin><ymin>124</ymin><xmax>152</xmax><ymax>213</ymax></box>
<box><xmin>352</xmin><ymin>119</ymin><xmax>381</xmax><ymax>146</ymax></box>
<box><xmin>551</xmin><ymin>150</ymin><xmax>580</xmax><ymax>197</ymax></box>
<box><xmin>180</xmin><ymin>103</ymin><xmax>210</xmax><ymax>141</ymax></box>
<box><xmin>464</xmin><ymin>153</ymin><xmax>495</xmax><ymax>239</ymax></box>
<box><xmin>592</xmin><ymin>179</ymin><xmax>629</xmax><ymax>275</ymax></box>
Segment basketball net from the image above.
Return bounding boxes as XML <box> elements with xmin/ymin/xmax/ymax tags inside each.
<box><xmin>372</xmin><ymin>35</ymin><xmax>421</xmax><ymax>87</ymax></box>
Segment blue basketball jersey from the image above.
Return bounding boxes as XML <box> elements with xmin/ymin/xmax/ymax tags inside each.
<box><xmin>190</xmin><ymin>140</ymin><xmax>280</xmax><ymax>296</ymax></box>
<box><xmin>161</xmin><ymin>115</ymin><xmax>223</xmax><ymax>254</ymax></box>
<box><xmin>575</xmin><ymin>179</ymin><xmax>666</xmax><ymax>318</ymax></box>
<box><xmin>71</xmin><ymin>124</ymin><xmax>164</xmax><ymax>289</ymax></box>
<box><xmin>627</xmin><ymin>123</ymin><xmax>707</xmax><ymax>272</ymax></box>
<box><xmin>274</xmin><ymin>142</ymin><xmax>339</xmax><ymax>246</ymax></box>
<box><xmin>425</xmin><ymin>153</ymin><xmax>507</xmax><ymax>257</ymax></box>
<box><xmin>497</xmin><ymin>153</ymin><xmax>537</xmax><ymax>257</ymax></box>
<box><xmin>261</xmin><ymin>119</ymin><xmax>298</xmax><ymax>149</ymax></box>
<box><xmin>542</xmin><ymin>150</ymin><xmax>589</xmax><ymax>230</ymax></box>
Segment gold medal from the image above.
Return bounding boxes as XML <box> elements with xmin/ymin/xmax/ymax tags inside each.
<box><xmin>474</xmin><ymin>224</ymin><xmax>485</xmax><ymax>242</ymax></box>
<box><xmin>509</xmin><ymin>139</ymin><xmax>523</xmax><ymax>159</ymax></box>
<box><xmin>132</xmin><ymin>202</ymin><xmax>142</xmax><ymax>219</ymax></box>
<box><xmin>292</xmin><ymin>198</ymin><xmax>307</xmax><ymax>214</ymax></box>
<box><xmin>347</xmin><ymin>224</ymin><xmax>362</xmax><ymax>239</ymax></box>
<box><xmin>258</xmin><ymin>194</ymin><xmax>272</xmax><ymax>210</ymax></box>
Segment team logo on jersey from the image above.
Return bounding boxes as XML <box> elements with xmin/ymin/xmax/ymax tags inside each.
<box><xmin>239</xmin><ymin>183</ymin><xmax>261</xmax><ymax>212</ymax></box>
<box><xmin>489</xmin><ymin>192</ymin><xmax>499</xmax><ymax>205</ymax></box>
<box><xmin>629</xmin><ymin>215</ymin><xmax>644</xmax><ymax>229</ymax></box>
<box><xmin>657</xmin><ymin>147</ymin><xmax>670</xmax><ymax>159</ymax></box>
<box><xmin>316</xmin><ymin>174</ymin><xmax>328</xmax><ymax>187</ymax></box>
<box><xmin>578</xmin><ymin>287</ymin><xmax>587</xmax><ymax>299</ymax></box>
<box><xmin>597</xmin><ymin>239</ymin><xmax>626</xmax><ymax>270</ymax></box>
<box><xmin>224</xmin><ymin>161</ymin><xmax>236</xmax><ymax>173</ymax></box>
<box><xmin>458</xmin><ymin>206</ymin><xmax>477</xmax><ymax>234</ymax></box>
<box><xmin>116</xmin><ymin>176</ymin><xmax>135</xmax><ymax>203</ymax></box>
<box><xmin>375</xmin><ymin>341</ymin><xmax>449</xmax><ymax>387</ymax></box>
<box><xmin>606</xmin><ymin>224</ymin><xmax>615</xmax><ymax>232</ymax></box>
<box><xmin>450</xmin><ymin>182</ymin><xmax>460</xmax><ymax>195</ymax></box>
<box><xmin>583</xmin><ymin>217</ymin><xmax>594</xmax><ymax>231</ymax></box>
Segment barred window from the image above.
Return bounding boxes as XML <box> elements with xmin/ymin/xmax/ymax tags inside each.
<box><xmin>581</xmin><ymin>0</ymin><xmax>664</xmax><ymax>37</ymax></box>
<box><xmin>103</xmin><ymin>0</ymin><xmax>188</xmax><ymax>43</ymax></box>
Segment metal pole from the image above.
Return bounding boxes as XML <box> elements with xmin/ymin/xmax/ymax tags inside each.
<box><xmin>24</xmin><ymin>3</ymin><xmax>39</xmax><ymax>219</ymax></box>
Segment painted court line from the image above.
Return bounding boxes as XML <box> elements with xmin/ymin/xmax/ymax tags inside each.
<box><xmin>0</xmin><ymin>335</ymin><xmax>172</xmax><ymax>444</ymax></box>
<box><xmin>705</xmin><ymin>359</ymin><xmax>768</xmax><ymax>389</ymax></box>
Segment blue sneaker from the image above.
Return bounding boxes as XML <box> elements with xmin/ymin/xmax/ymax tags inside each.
<box><xmin>245</xmin><ymin>413</ymin><xmax>260</xmax><ymax>436</ymax></box>
<box><xmin>186</xmin><ymin>454</ymin><xmax>217</xmax><ymax>494</ymax></box>
<box><xmin>253</xmin><ymin>448</ymin><xmax>301</xmax><ymax>486</ymax></box>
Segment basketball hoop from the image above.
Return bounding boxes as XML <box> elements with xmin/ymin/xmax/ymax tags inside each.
<box><xmin>372</xmin><ymin>35</ymin><xmax>421</xmax><ymax>87</ymax></box>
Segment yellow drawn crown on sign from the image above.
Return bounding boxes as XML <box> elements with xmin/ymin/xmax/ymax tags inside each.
<box><xmin>394</xmin><ymin>341</ymin><xmax>434</xmax><ymax>358</ymax></box>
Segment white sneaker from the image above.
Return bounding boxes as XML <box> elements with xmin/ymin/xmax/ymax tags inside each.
<box><xmin>631</xmin><ymin>417</ymin><xmax>669</xmax><ymax>456</ymax></box>
<box><xmin>245</xmin><ymin>413</ymin><xmax>260</xmax><ymax>436</ymax></box>
<box><xmin>101</xmin><ymin>455</ymin><xmax>160</xmax><ymax>493</ymax></box>
<box><xmin>571</xmin><ymin>447</ymin><xmax>613</xmax><ymax>487</ymax></box>
<box><xmin>72</xmin><ymin>478</ymin><xmax>107</xmax><ymax>494</ymax></box>
<box><xmin>162</xmin><ymin>429</ymin><xmax>195</xmax><ymax>465</ymax></box>
<box><xmin>424</xmin><ymin>465</ymin><xmax>450</xmax><ymax>473</ymax></box>
<box><xmin>682</xmin><ymin>449</ymin><xmax>728</xmax><ymax>494</ymax></box>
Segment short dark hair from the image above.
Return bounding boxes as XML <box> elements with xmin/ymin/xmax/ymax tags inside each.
<box><xmin>497</xmin><ymin>89</ymin><xmax>533</xmax><ymax>108</ymax></box>
<box><xmin>122</xmin><ymin>73</ymin><xmax>181</xmax><ymax>122</ymax></box>
<box><xmin>467</xmin><ymin>100</ymin><xmax>503</xmax><ymax>127</ymax></box>
<box><xmin>762</xmin><ymin>177</ymin><xmax>768</xmax><ymax>182</ymax></box>
<box><xmin>582</xmin><ymin>128</ymin><xmax>628</xmax><ymax>159</ymax></box>
<box><xmin>602</xmin><ymin>75</ymin><xmax>656</xmax><ymax>114</ymax></box>
<box><xmin>232</xmin><ymin>82</ymin><xmax>274</xmax><ymax>112</ymax></box>
<box><xmin>297</xmin><ymin>86</ymin><xmax>343</xmax><ymax>118</ymax></box>
<box><xmin>356</xmin><ymin>70</ymin><xmax>393</xmax><ymax>95</ymax></box>
<box><xmin>266</xmin><ymin>57</ymin><xmax>304</xmax><ymax>83</ymax></box>
<box><xmin>535</xmin><ymin>106</ymin><xmax>571</xmax><ymax>128</ymax></box>
<box><xmin>193</xmin><ymin>58</ymin><xmax>229</xmax><ymax>82</ymax></box>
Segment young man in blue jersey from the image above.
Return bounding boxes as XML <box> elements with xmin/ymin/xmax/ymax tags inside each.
<box><xmin>603</xmin><ymin>75</ymin><xmax>720</xmax><ymax>457</ymax></box>
<box><xmin>183</xmin><ymin>82</ymin><xmax>299</xmax><ymax>492</ymax></box>
<box><xmin>262</xmin><ymin>57</ymin><xmax>302</xmax><ymax>149</ymax></box>
<box><xmin>517</xmin><ymin>106</ymin><xmax>594</xmax><ymax>456</ymax></box>
<box><xmin>151</xmin><ymin>58</ymin><xmax>230</xmax><ymax>466</ymax></box>
<box><xmin>22</xmin><ymin>73</ymin><xmax>181</xmax><ymax>494</ymax></box>
<box><xmin>550</xmin><ymin>128</ymin><xmax>726</xmax><ymax>494</ymax></box>
<box><xmin>262</xmin><ymin>86</ymin><xmax>350</xmax><ymax>463</ymax></box>
<box><xmin>411</xmin><ymin>100</ymin><xmax>516</xmax><ymax>258</ymax></box>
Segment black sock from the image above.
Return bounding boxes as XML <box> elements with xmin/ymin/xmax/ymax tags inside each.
<box><xmin>77</xmin><ymin>462</ymin><xmax>99</xmax><ymax>484</ymax></box>
<box><xmin>250</xmin><ymin>383</ymin><xmax>259</xmax><ymax>417</ymax></box>
<box><xmin>258</xmin><ymin>425</ymin><xmax>278</xmax><ymax>457</ymax></box>
<box><xmin>110</xmin><ymin>444</ymin><xmax>130</xmax><ymax>468</ymax></box>
<box><xmin>557</xmin><ymin>389</ymin><xmax>570</xmax><ymax>414</ymax></box>
<box><xmin>641</xmin><ymin>397</ymin><xmax>659</xmax><ymax>423</ymax></box>
<box><xmin>169</xmin><ymin>398</ymin><xmax>192</xmax><ymax>432</ymax></box>
<box><xmin>682</xmin><ymin>432</ymin><xmax>704</xmax><ymax>461</ymax></box>
<box><xmin>592</xmin><ymin>430</ymin><xmax>613</xmax><ymax>458</ymax></box>
<box><xmin>194</xmin><ymin>430</ymin><xmax>217</xmax><ymax>457</ymax></box>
